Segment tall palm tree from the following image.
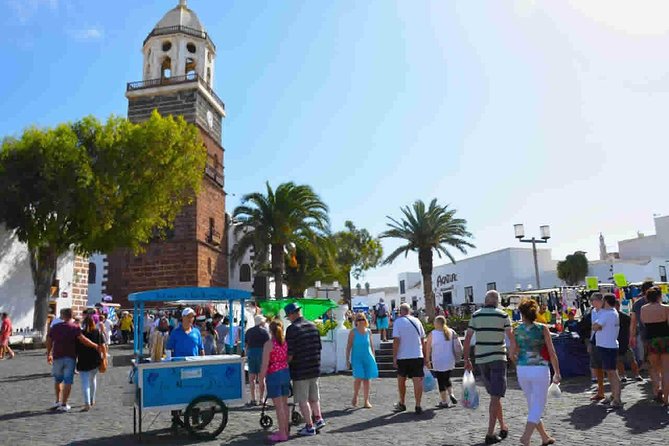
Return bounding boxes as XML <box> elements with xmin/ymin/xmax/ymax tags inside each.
<box><xmin>380</xmin><ymin>199</ymin><xmax>474</xmax><ymax>319</ymax></box>
<box><xmin>232</xmin><ymin>182</ymin><xmax>329</xmax><ymax>298</ymax></box>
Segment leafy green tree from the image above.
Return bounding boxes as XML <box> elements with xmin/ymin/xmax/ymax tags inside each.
<box><xmin>332</xmin><ymin>221</ymin><xmax>383</xmax><ymax>304</ymax></box>
<box><xmin>0</xmin><ymin>111</ymin><xmax>206</xmax><ymax>333</ymax></box>
<box><xmin>284</xmin><ymin>236</ymin><xmax>341</xmax><ymax>298</ymax></box>
<box><xmin>557</xmin><ymin>251</ymin><xmax>589</xmax><ymax>286</ymax></box>
<box><xmin>380</xmin><ymin>199</ymin><xmax>474</xmax><ymax>320</ymax></box>
<box><xmin>232</xmin><ymin>182</ymin><xmax>329</xmax><ymax>298</ymax></box>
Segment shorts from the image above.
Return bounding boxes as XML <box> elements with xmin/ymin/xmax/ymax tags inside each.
<box><xmin>589</xmin><ymin>342</ymin><xmax>602</xmax><ymax>369</ymax></box>
<box><xmin>52</xmin><ymin>357</ymin><xmax>76</xmax><ymax>385</ymax></box>
<box><xmin>597</xmin><ymin>347</ymin><xmax>617</xmax><ymax>371</ymax></box>
<box><xmin>247</xmin><ymin>347</ymin><xmax>263</xmax><ymax>374</ymax></box>
<box><xmin>648</xmin><ymin>336</ymin><xmax>669</xmax><ymax>355</ymax></box>
<box><xmin>478</xmin><ymin>360</ymin><xmax>507</xmax><ymax>398</ymax></box>
<box><xmin>396</xmin><ymin>358</ymin><xmax>424</xmax><ymax>379</ymax></box>
<box><xmin>617</xmin><ymin>348</ymin><xmax>636</xmax><ymax>366</ymax></box>
<box><xmin>376</xmin><ymin>316</ymin><xmax>389</xmax><ymax>330</ymax></box>
<box><xmin>293</xmin><ymin>377</ymin><xmax>320</xmax><ymax>403</ymax></box>
<box><xmin>433</xmin><ymin>370</ymin><xmax>452</xmax><ymax>391</ymax></box>
<box><xmin>266</xmin><ymin>368</ymin><xmax>291</xmax><ymax>399</ymax></box>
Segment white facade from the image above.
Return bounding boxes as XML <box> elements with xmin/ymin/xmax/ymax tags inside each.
<box><xmin>227</xmin><ymin>222</ymin><xmax>255</xmax><ymax>294</ymax></box>
<box><xmin>618</xmin><ymin>215</ymin><xmax>669</xmax><ymax>261</ymax></box>
<box><xmin>86</xmin><ymin>253</ymin><xmax>107</xmax><ymax>306</ymax></box>
<box><xmin>0</xmin><ymin>225</ymin><xmax>82</xmax><ymax>331</ymax></box>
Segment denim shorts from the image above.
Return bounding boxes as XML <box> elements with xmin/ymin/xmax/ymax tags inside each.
<box><xmin>597</xmin><ymin>347</ymin><xmax>618</xmax><ymax>371</ymax></box>
<box><xmin>247</xmin><ymin>348</ymin><xmax>263</xmax><ymax>375</ymax></box>
<box><xmin>52</xmin><ymin>357</ymin><xmax>76</xmax><ymax>385</ymax></box>
<box><xmin>266</xmin><ymin>368</ymin><xmax>291</xmax><ymax>399</ymax></box>
<box><xmin>478</xmin><ymin>360</ymin><xmax>507</xmax><ymax>398</ymax></box>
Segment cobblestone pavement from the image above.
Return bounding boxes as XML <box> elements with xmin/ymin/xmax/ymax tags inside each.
<box><xmin>1</xmin><ymin>347</ymin><xmax>668</xmax><ymax>446</ymax></box>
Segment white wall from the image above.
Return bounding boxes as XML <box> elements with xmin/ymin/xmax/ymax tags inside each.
<box><xmin>227</xmin><ymin>223</ymin><xmax>255</xmax><ymax>293</ymax></box>
<box><xmin>86</xmin><ymin>253</ymin><xmax>106</xmax><ymax>306</ymax></box>
<box><xmin>618</xmin><ymin>215</ymin><xmax>669</xmax><ymax>260</ymax></box>
<box><xmin>588</xmin><ymin>258</ymin><xmax>667</xmax><ymax>284</ymax></box>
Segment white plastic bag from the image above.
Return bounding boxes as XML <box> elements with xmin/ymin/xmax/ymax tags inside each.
<box><xmin>548</xmin><ymin>382</ymin><xmax>562</xmax><ymax>399</ymax></box>
<box><xmin>461</xmin><ymin>370</ymin><xmax>480</xmax><ymax>409</ymax></box>
<box><xmin>423</xmin><ymin>367</ymin><xmax>436</xmax><ymax>392</ymax></box>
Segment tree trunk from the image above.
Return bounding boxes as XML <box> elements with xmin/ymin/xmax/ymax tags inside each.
<box><xmin>419</xmin><ymin>248</ymin><xmax>435</xmax><ymax>321</ymax></box>
<box><xmin>29</xmin><ymin>245</ymin><xmax>58</xmax><ymax>339</ymax></box>
<box><xmin>271</xmin><ymin>243</ymin><xmax>284</xmax><ymax>298</ymax></box>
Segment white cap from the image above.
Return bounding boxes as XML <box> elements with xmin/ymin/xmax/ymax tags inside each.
<box><xmin>182</xmin><ymin>308</ymin><xmax>196</xmax><ymax>318</ymax></box>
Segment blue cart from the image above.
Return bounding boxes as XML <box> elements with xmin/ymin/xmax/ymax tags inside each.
<box><xmin>129</xmin><ymin>287</ymin><xmax>252</xmax><ymax>441</ymax></box>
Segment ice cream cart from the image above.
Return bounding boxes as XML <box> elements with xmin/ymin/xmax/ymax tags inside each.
<box><xmin>128</xmin><ymin>287</ymin><xmax>252</xmax><ymax>441</ymax></box>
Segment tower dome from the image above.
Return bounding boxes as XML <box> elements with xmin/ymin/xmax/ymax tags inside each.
<box><xmin>155</xmin><ymin>0</ymin><xmax>204</xmax><ymax>32</ymax></box>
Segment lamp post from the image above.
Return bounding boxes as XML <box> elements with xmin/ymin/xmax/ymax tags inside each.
<box><xmin>315</xmin><ymin>281</ymin><xmax>340</xmax><ymax>300</ymax></box>
<box><xmin>514</xmin><ymin>224</ymin><xmax>551</xmax><ymax>290</ymax></box>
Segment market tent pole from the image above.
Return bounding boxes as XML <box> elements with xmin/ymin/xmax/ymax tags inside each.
<box><xmin>240</xmin><ymin>298</ymin><xmax>246</xmax><ymax>354</ymax></box>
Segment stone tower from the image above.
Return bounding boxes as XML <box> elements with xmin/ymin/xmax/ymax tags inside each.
<box><xmin>106</xmin><ymin>0</ymin><xmax>228</xmax><ymax>307</ymax></box>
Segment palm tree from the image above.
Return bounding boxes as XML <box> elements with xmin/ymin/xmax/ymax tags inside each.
<box><xmin>232</xmin><ymin>182</ymin><xmax>329</xmax><ymax>298</ymax></box>
<box><xmin>380</xmin><ymin>199</ymin><xmax>474</xmax><ymax>319</ymax></box>
<box><xmin>285</xmin><ymin>235</ymin><xmax>342</xmax><ymax>298</ymax></box>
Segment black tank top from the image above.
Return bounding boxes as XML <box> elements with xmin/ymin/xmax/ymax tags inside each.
<box><xmin>645</xmin><ymin>321</ymin><xmax>669</xmax><ymax>340</ymax></box>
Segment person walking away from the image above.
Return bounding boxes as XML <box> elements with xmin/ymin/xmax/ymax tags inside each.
<box><xmin>0</xmin><ymin>313</ymin><xmax>15</xmax><ymax>360</ymax></box>
<box><xmin>614</xmin><ymin>300</ymin><xmax>642</xmax><ymax>382</ymax></box>
<box><xmin>640</xmin><ymin>286</ymin><xmax>669</xmax><ymax>406</ymax></box>
<box><xmin>119</xmin><ymin>311</ymin><xmax>133</xmax><ymax>344</ymax></box>
<box><xmin>215</xmin><ymin>315</ymin><xmax>229</xmax><ymax>354</ymax></box>
<box><xmin>392</xmin><ymin>303</ymin><xmax>427</xmax><ymax>415</ymax></box>
<box><xmin>513</xmin><ymin>299</ymin><xmax>561</xmax><ymax>446</ymax></box>
<box><xmin>346</xmin><ymin>312</ymin><xmax>379</xmax><ymax>408</ymax></box>
<box><xmin>202</xmin><ymin>321</ymin><xmax>218</xmax><ymax>355</ymax></box>
<box><xmin>580</xmin><ymin>294</ymin><xmax>606</xmax><ymax>400</ymax></box>
<box><xmin>463</xmin><ymin>290</ymin><xmax>516</xmax><ymax>445</ymax></box>
<box><xmin>425</xmin><ymin>315</ymin><xmax>461</xmax><ymax>408</ymax></box>
<box><xmin>76</xmin><ymin>316</ymin><xmax>107</xmax><ymax>411</ymax></box>
<box><xmin>47</xmin><ymin>308</ymin><xmax>103</xmax><ymax>412</ymax></box>
<box><xmin>246</xmin><ymin>315</ymin><xmax>270</xmax><ymax>405</ymax></box>
<box><xmin>375</xmin><ymin>299</ymin><xmax>390</xmax><ymax>342</ymax></box>
<box><xmin>631</xmin><ymin>281</ymin><xmax>655</xmax><ymax>377</ymax></box>
<box><xmin>260</xmin><ymin>319</ymin><xmax>291</xmax><ymax>443</ymax></box>
<box><xmin>284</xmin><ymin>303</ymin><xmax>325</xmax><ymax>436</ymax></box>
<box><xmin>592</xmin><ymin>293</ymin><xmax>622</xmax><ymax>407</ymax></box>
<box><xmin>149</xmin><ymin>317</ymin><xmax>170</xmax><ymax>361</ymax></box>
<box><xmin>99</xmin><ymin>313</ymin><xmax>113</xmax><ymax>348</ymax></box>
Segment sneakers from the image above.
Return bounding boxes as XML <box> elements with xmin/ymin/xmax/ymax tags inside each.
<box><xmin>449</xmin><ymin>395</ymin><xmax>458</xmax><ymax>405</ymax></box>
<box><xmin>56</xmin><ymin>404</ymin><xmax>71</xmax><ymax>412</ymax></box>
<box><xmin>392</xmin><ymin>402</ymin><xmax>407</xmax><ymax>413</ymax></box>
<box><xmin>297</xmin><ymin>425</ymin><xmax>316</xmax><ymax>437</ymax></box>
<box><xmin>436</xmin><ymin>401</ymin><xmax>450</xmax><ymax>409</ymax></box>
<box><xmin>50</xmin><ymin>402</ymin><xmax>62</xmax><ymax>410</ymax></box>
<box><xmin>314</xmin><ymin>418</ymin><xmax>326</xmax><ymax>430</ymax></box>
<box><xmin>620</xmin><ymin>376</ymin><xmax>628</xmax><ymax>383</ymax></box>
<box><xmin>485</xmin><ymin>434</ymin><xmax>502</xmax><ymax>445</ymax></box>
<box><xmin>415</xmin><ymin>406</ymin><xmax>423</xmax><ymax>415</ymax></box>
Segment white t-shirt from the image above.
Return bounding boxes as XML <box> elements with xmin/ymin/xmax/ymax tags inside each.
<box><xmin>392</xmin><ymin>315</ymin><xmax>426</xmax><ymax>360</ymax></box>
<box><xmin>431</xmin><ymin>329</ymin><xmax>459</xmax><ymax>371</ymax></box>
<box><xmin>594</xmin><ymin>308</ymin><xmax>620</xmax><ymax>349</ymax></box>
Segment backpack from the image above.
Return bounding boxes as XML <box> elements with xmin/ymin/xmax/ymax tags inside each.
<box><xmin>377</xmin><ymin>303</ymin><xmax>387</xmax><ymax>318</ymax></box>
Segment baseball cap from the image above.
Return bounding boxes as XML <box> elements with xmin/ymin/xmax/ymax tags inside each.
<box><xmin>182</xmin><ymin>307</ymin><xmax>196</xmax><ymax>318</ymax></box>
<box><xmin>254</xmin><ymin>315</ymin><xmax>266</xmax><ymax>325</ymax></box>
<box><xmin>283</xmin><ymin>302</ymin><xmax>302</xmax><ymax>315</ymax></box>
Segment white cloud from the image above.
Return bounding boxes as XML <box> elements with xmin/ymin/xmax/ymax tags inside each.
<box><xmin>70</xmin><ymin>27</ymin><xmax>104</xmax><ymax>41</ymax></box>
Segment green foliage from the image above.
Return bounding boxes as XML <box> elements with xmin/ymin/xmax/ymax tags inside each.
<box><xmin>557</xmin><ymin>251</ymin><xmax>589</xmax><ymax>286</ymax></box>
<box><xmin>380</xmin><ymin>199</ymin><xmax>474</xmax><ymax>319</ymax></box>
<box><xmin>232</xmin><ymin>182</ymin><xmax>330</xmax><ymax>298</ymax></box>
<box><xmin>0</xmin><ymin>111</ymin><xmax>206</xmax><ymax>330</ymax></box>
<box><xmin>421</xmin><ymin>320</ymin><xmax>435</xmax><ymax>334</ymax></box>
<box><xmin>315</xmin><ymin>319</ymin><xmax>338</xmax><ymax>337</ymax></box>
<box><xmin>284</xmin><ymin>235</ymin><xmax>341</xmax><ymax>297</ymax></box>
<box><xmin>332</xmin><ymin>220</ymin><xmax>383</xmax><ymax>300</ymax></box>
<box><xmin>344</xmin><ymin>320</ymin><xmax>352</xmax><ymax>330</ymax></box>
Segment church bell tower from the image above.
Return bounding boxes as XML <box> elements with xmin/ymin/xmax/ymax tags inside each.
<box><xmin>106</xmin><ymin>0</ymin><xmax>228</xmax><ymax>306</ymax></box>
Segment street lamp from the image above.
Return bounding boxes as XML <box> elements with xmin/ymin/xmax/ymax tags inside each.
<box><xmin>315</xmin><ymin>281</ymin><xmax>340</xmax><ymax>300</ymax></box>
<box><xmin>514</xmin><ymin>224</ymin><xmax>551</xmax><ymax>289</ymax></box>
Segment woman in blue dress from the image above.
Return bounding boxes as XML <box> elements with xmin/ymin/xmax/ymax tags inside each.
<box><xmin>346</xmin><ymin>312</ymin><xmax>379</xmax><ymax>408</ymax></box>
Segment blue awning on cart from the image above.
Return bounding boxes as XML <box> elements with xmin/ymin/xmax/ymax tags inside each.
<box><xmin>129</xmin><ymin>287</ymin><xmax>252</xmax><ymax>302</ymax></box>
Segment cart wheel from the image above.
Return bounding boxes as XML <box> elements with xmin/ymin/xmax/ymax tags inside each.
<box><xmin>184</xmin><ymin>395</ymin><xmax>228</xmax><ymax>440</ymax></box>
<box><xmin>291</xmin><ymin>411</ymin><xmax>303</xmax><ymax>426</ymax></box>
<box><xmin>259</xmin><ymin>415</ymin><xmax>273</xmax><ymax>430</ymax></box>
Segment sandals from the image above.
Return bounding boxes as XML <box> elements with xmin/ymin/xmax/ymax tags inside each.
<box><xmin>392</xmin><ymin>402</ymin><xmax>406</xmax><ymax>413</ymax></box>
<box><xmin>499</xmin><ymin>429</ymin><xmax>508</xmax><ymax>439</ymax></box>
<box><xmin>541</xmin><ymin>439</ymin><xmax>556</xmax><ymax>446</ymax></box>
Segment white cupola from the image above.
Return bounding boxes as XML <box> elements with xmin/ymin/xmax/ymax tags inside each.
<box><xmin>141</xmin><ymin>0</ymin><xmax>216</xmax><ymax>86</ymax></box>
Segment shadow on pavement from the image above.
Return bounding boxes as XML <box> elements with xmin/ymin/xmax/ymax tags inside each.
<box><xmin>67</xmin><ymin>429</ymin><xmax>207</xmax><ymax>446</ymax></box>
<box><xmin>0</xmin><ymin>409</ymin><xmax>57</xmax><ymax>422</ymax></box>
<box><xmin>329</xmin><ymin>409</ymin><xmax>437</xmax><ymax>434</ymax></box>
<box><xmin>565</xmin><ymin>403</ymin><xmax>608</xmax><ymax>430</ymax></box>
<box><xmin>621</xmin><ymin>401</ymin><xmax>669</xmax><ymax>434</ymax></box>
<box><xmin>0</xmin><ymin>372</ymin><xmax>51</xmax><ymax>383</ymax></box>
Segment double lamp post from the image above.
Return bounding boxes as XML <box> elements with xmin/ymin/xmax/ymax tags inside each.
<box><xmin>514</xmin><ymin>224</ymin><xmax>551</xmax><ymax>290</ymax></box>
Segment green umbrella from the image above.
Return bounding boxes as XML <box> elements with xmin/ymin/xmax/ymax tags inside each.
<box><xmin>258</xmin><ymin>298</ymin><xmax>338</xmax><ymax>321</ymax></box>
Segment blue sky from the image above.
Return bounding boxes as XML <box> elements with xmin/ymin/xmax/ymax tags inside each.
<box><xmin>2</xmin><ymin>0</ymin><xmax>669</xmax><ymax>288</ymax></box>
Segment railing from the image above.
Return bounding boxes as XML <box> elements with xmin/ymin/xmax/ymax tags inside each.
<box><xmin>206</xmin><ymin>229</ymin><xmax>221</xmax><ymax>246</ymax></box>
<box><xmin>126</xmin><ymin>73</ymin><xmax>225</xmax><ymax>111</ymax></box>
<box><xmin>143</xmin><ymin>25</ymin><xmax>216</xmax><ymax>50</ymax></box>
<box><xmin>205</xmin><ymin>163</ymin><xmax>224</xmax><ymax>188</ymax></box>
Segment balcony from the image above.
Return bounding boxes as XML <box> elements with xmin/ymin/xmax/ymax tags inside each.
<box><xmin>127</xmin><ymin>73</ymin><xmax>225</xmax><ymax>112</ymax></box>
<box><xmin>205</xmin><ymin>162</ymin><xmax>224</xmax><ymax>188</ymax></box>
<box><xmin>144</xmin><ymin>25</ymin><xmax>216</xmax><ymax>51</ymax></box>
<box><xmin>206</xmin><ymin>229</ymin><xmax>221</xmax><ymax>246</ymax></box>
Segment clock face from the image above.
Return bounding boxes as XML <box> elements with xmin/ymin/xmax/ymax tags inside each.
<box><xmin>206</xmin><ymin>110</ymin><xmax>214</xmax><ymax>129</ymax></box>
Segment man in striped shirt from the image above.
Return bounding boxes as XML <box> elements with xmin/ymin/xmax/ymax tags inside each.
<box><xmin>464</xmin><ymin>290</ymin><xmax>516</xmax><ymax>445</ymax></box>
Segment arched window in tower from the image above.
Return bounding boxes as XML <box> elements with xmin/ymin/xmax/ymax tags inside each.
<box><xmin>206</xmin><ymin>67</ymin><xmax>211</xmax><ymax>85</ymax></box>
<box><xmin>239</xmin><ymin>264</ymin><xmax>252</xmax><ymax>283</ymax></box>
<box><xmin>187</xmin><ymin>42</ymin><xmax>196</xmax><ymax>54</ymax></box>
<box><xmin>185</xmin><ymin>57</ymin><xmax>196</xmax><ymax>80</ymax></box>
<box><xmin>162</xmin><ymin>41</ymin><xmax>172</xmax><ymax>52</ymax></box>
<box><xmin>161</xmin><ymin>57</ymin><xmax>172</xmax><ymax>79</ymax></box>
<box><xmin>88</xmin><ymin>262</ymin><xmax>97</xmax><ymax>284</ymax></box>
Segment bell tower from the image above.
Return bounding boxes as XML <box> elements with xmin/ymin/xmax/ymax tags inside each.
<box><xmin>106</xmin><ymin>0</ymin><xmax>228</xmax><ymax>307</ymax></box>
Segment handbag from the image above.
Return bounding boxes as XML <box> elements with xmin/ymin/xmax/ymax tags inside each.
<box><xmin>451</xmin><ymin>330</ymin><xmax>463</xmax><ymax>359</ymax></box>
<box><xmin>98</xmin><ymin>332</ymin><xmax>108</xmax><ymax>373</ymax></box>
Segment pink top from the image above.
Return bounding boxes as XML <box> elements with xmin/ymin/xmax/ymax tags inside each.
<box><xmin>267</xmin><ymin>339</ymin><xmax>288</xmax><ymax>375</ymax></box>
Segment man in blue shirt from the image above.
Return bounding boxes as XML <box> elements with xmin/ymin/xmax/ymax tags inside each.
<box><xmin>166</xmin><ymin>308</ymin><xmax>204</xmax><ymax>357</ymax></box>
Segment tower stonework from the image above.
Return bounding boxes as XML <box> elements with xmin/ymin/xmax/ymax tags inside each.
<box><xmin>106</xmin><ymin>1</ymin><xmax>228</xmax><ymax>307</ymax></box>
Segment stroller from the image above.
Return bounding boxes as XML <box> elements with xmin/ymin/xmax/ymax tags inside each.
<box><xmin>259</xmin><ymin>387</ymin><xmax>304</xmax><ymax>431</ymax></box>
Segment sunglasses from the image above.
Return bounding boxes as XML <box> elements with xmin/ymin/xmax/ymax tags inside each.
<box><xmin>356</xmin><ymin>319</ymin><xmax>365</xmax><ymax>322</ymax></box>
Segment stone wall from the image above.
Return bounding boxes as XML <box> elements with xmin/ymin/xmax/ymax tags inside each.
<box><xmin>127</xmin><ymin>90</ymin><xmax>197</xmax><ymax>125</ymax></box>
<box><xmin>71</xmin><ymin>256</ymin><xmax>90</xmax><ymax>316</ymax></box>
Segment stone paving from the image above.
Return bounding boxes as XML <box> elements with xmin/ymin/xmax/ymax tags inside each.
<box><xmin>1</xmin><ymin>347</ymin><xmax>668</xmax><ymax>446</ymax></box>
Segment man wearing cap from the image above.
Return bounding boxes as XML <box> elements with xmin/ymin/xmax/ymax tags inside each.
<box><xmin>285</xmin><ymin>302</ymin><xmax>325</xmax><ymax>436</ymax></box>
<box><xmin>245</xmin><ymin>315</ymin><xmax>270</xmax><ymax>405</ymax></box>
<box><xmin>166</xmin><ymin>308</ymin><xmax>204</xmax><ymax>358</ymax></box>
